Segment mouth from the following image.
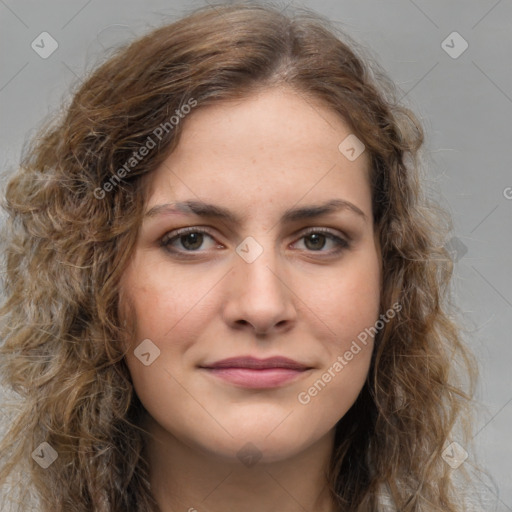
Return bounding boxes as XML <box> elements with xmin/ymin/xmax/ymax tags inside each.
<box><xmin>199</xmin><ymin>356</ymin><xmax>313</xmax><ymax>389</ymax></box>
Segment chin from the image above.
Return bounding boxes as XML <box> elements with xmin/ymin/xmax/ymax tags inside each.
<box><xmin>197</xmin><ymin>424</ymin><xmax>317</xmax><ymax>465</ymax></box>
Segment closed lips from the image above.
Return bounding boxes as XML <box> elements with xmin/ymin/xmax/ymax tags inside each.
<box><xmin>200</xmin><ymin>357</ymin><xmax>311</xmax><ymax>371</ymax></box>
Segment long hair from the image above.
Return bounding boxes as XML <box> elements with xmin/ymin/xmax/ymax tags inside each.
<box><xmin>0</xmin><ymin>2</ymin><xmax>477</xmax><ymax>510</ymax></box>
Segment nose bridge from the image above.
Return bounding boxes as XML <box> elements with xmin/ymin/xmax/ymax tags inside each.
<box><xmin>234</xmin><ymin>234</ymin><xmax>283</xmax><ymax>294</ymax></box>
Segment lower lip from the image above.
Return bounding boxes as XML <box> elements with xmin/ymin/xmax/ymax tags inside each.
<box><xmin>201</xmin><ymin>367</ymin><xmax>310</xmax><ymax>388</ymax></box>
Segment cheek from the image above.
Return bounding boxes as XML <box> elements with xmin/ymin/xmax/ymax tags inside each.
<box><xmin>120</xmin><ymin>280</ymin><xmax>202</xmax><ymax>427</ymax></box>
<box><xmin>119</xmin><ymin>261</ymin><xmax>218</xmax><ymax>394</ymax></box>
<box><xmin>296</xmin><ymin>267</ymin><xmax>379</xmax><ymax>418</ymax></box>
<box><xmin>296</xmin><ymin>246</ymin><xmax>380</xmax><ymax>402</ymax></box>
<box><xmin>121</xmin><ymin>260</ymin><xmax>208</xmax><ymax>342</ymax></box>
<box><xmin>305</xmin><ymin>247</ymin><xmax>381</xmax><ymax>339</ymax></box>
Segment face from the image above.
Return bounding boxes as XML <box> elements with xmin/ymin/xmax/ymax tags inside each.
<box><xmin>120</xmin><ymin>86</ymin><xmax>381</xmax><ymax>464</ymax></box>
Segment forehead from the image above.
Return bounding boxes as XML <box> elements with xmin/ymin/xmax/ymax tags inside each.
<box><xmin>145</xmin><ymin>86</ymin><xmax>372</xmax><ymax>219</ymax></box>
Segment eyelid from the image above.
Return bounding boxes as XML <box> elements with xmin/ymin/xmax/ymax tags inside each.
<box><xmin>297</xmin><ymin>226</ymin><xmax>349</xmax><ymax>240</ymax></box>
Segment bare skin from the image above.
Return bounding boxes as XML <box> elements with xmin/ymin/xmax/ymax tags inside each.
<box><xmin>120</xmin><ymin>86</ymin><xmax>381</xmax><ymax>512</ymax></box>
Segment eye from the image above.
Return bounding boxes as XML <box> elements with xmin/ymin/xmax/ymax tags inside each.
<box><xmin>160</xmin><ymin>227</ymin><xmax>220</xmax><ymax>253</ymax></box>
<box><xmin>292</xmin><ymin>228</ymin><xmax>349</xmax><ymax>254</ymax></box>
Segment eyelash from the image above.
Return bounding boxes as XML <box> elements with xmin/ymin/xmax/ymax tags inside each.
<box><xmin>159</xmin><ymin>226</ymin><xmax>350</xmax><ymax>258</ymax></box>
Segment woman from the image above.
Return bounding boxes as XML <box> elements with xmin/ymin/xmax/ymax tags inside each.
<box><xmin>0</xmin><ymin>3</ymin><xmax>477</xmax><ymax>511</ymax></box>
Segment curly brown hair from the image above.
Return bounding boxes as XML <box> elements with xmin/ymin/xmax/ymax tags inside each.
<box><xmin>0</xmin><ymin>2</ymin><xmax>477</xmax><ymax>511</ymax></box>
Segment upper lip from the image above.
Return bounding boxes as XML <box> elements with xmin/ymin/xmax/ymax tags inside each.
<box><xmin>200</xmin><ymin>356</ymin><xmax>311</xmax><ymax>371</ymax></box>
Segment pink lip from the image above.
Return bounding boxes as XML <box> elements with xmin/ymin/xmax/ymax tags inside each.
<box><xmin>199</xmin><ymin>356</ymin><xmax>312</xmax><ymax>389</ymax></box>
<box><xmin>202</xmin><ymin>367</ymin><xmax>310</xmax><ymax>388</ymax></box>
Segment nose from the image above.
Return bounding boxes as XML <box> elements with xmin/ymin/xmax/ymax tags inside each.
<box><xmin>222</xmin><ymin>239</ymin><xmax>298</xmax><ymax>336</ymax></box>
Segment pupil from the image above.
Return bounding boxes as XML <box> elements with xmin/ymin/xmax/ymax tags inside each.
<box><xmin>182</xmin><ymin>233</ymin><xmax>203</xmax><ymax>250</ymax></box>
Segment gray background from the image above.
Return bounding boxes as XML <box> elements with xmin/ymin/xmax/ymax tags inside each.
<box><xmin>1</xmin><ymin>0</ymin><xmax>511</xmax><ymax>509</ymax></box>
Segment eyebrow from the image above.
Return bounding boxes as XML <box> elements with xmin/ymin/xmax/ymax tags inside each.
<box><xmin>144</xmin><ymin>198</ymin><xmax>367</xmax><ymax>224</ymax></box>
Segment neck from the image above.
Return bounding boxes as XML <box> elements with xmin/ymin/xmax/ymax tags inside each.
<box><xmin>143</xmin><ymin>415</ymin><xmax>338</xmax><ymax>512</ymax></box>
